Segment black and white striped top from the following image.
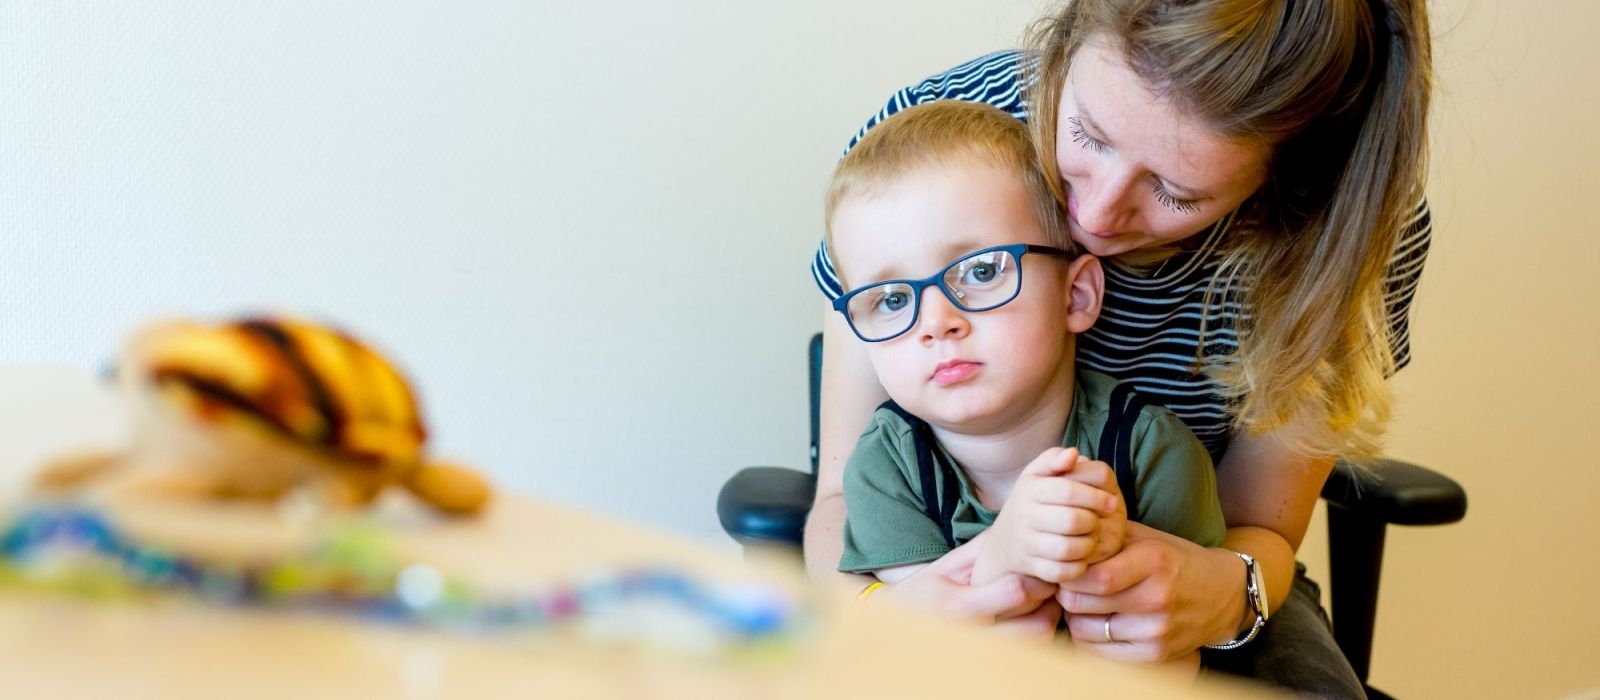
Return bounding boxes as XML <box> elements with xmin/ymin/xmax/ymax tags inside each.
<box><xmin>812</xmin><ymin>50</ymin><xmax>1431</xmax><ymax>461</ymax></box>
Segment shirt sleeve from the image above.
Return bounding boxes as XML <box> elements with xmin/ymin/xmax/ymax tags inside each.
<box><xmin>1384</xmin><ymin>198</ymin><xmax>1432</xmax><ymax>373</ymax></box>
<box><xmin>1128</xmin><ymin>407</ymin><xmax>1227</xmax><ymax>549</ymax></box>
<box><xmin>812</xmin><ymin>50</ymin><xmax>1033</xmax><ymax>301</ymax></box>
<box><xmin>838</xmin><ymin>415</ymin><xmax>953</xmax><ymax>573</ymax></box>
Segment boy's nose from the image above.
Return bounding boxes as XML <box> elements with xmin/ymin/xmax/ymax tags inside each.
<box><xmin>917</xmin><ymin>287</ymin><xmax>970</xmax><ymax>343</ymax></box>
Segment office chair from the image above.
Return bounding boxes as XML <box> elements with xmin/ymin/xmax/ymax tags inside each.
<box><xmin>717</xmin><ymin>333</ymin><xmax>1466</xmax><ymax>699</ymax></box>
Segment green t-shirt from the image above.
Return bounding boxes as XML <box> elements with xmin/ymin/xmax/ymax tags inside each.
<box><xmin>839</xmin><ymin>370</ymin><xmax>1225</xmax><ymax>573</ymax></box>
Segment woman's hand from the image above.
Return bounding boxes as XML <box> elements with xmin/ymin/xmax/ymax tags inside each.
<box><xmin>880</xmin><ymin>531</ymin><xmax>1061</xmax><ymax>642</ymax></box>
<box><xmin>1058</xmin><ymin>522</ymin><xmax>1248</xmax><ymax>663</ymax></box>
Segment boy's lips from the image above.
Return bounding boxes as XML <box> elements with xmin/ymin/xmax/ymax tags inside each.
<box><xmin>930</xmin><ymin>359</ymin><xmax>982</xmax><ymax>386</ymax></box>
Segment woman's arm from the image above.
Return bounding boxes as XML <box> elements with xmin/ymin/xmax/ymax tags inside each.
<box><xmin>1057</xmin><ymin>428</ymin><xmax>1332</xmax><ymax>662</ymax></box>
<box><xmin>803</xmin><ymin>305</ymin><xmax>887</xmax><ymax>584</ymax></box>
<box><xmin>1214</xmin><ymin>429</ymin><xmax>1334</xmax><ymax>618</ymax></box>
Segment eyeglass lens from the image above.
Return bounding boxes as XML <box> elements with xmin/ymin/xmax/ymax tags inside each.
<box><xmin>845</xmin><ymin>249</ymin><xmax>1019</xmax><ymax>341</ymax></box>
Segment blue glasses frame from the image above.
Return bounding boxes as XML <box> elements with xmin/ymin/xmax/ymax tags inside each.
<box><xmin>831</xmin><ymin>242</ymin><xmax>1072</xmax><ymax>343</ymax></box>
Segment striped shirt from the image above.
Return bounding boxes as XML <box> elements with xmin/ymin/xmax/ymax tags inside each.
<box><xmin>812</xmin><ymin>50</ymin><xmax>1431</xmax><ymax>461</ymax></box>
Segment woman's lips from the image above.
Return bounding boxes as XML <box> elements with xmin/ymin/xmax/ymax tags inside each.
<box><xmin>931</xmin><ymin>360</ymin><xmax>982</xmax><ymax>386</ymax></box>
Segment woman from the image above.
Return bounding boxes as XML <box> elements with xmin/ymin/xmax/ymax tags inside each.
<box><xmin>805</xmin><ymin>0</ymin><xmax>1431</xmax><ymax>696</ymax></box>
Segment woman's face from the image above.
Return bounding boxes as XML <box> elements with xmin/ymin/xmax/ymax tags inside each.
<box><xmin>1055</xmin><ymin>37</ymin><xmax>1271</xmax><ymax>257</ymax></box>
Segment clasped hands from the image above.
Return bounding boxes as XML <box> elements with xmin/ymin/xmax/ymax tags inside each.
<box><xmin>878</xmin><ymin>446</ymin><xmax>1238</xmax><ymax>668</ymax></box>
<box><xmin>969</xmin><ymin>447</ymin><xmax>1128</xmax><ymax>630</ymax></box>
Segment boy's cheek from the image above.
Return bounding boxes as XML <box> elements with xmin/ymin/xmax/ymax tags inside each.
<box><xmin>868</xmin><ymin>348</ymin><xmax>925</xmax><ymax>403</ymax></box>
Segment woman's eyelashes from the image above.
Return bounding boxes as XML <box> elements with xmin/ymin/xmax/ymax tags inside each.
<box><xmin>1150</xmin><ymin>182</ymin><xmax>1202</xmax><ymax>214</ymax></box>
<box><xmin>1066</xmin><ymin>115</ymin><xmax>1203</xmax><ymax>215</ymax></box>
<box><xmin>1066</xmin><ymin>116</ymin><xmax>1108</xmax><ymax>154</ymax></box>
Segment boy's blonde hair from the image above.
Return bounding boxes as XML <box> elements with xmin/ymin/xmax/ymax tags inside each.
<box><xmin>824</xmin><ymin>100</ymin><xmax>1071</xmax><ymax>286</ymax></box>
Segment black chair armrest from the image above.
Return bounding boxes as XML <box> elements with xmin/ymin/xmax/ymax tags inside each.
<box><xmin>1321</xmin><ymin>458</ymin><xmax>1467</xmax><ymax>526</ymax></box>
<box><xmin>717</xmin><ymin>466</ymin><xmax>816</xmax><ymax>546</ymax></box>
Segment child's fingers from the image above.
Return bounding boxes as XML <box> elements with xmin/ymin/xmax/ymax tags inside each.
<box><xmin>1029</xmin><ymin>478</ymin><xmax>1119</xmax><ymax>514</ymax></box>
<box><xmin>1021</xmin><ymin>447</ymin><xmax>1079</xmax><ymax>478</ymax></box>
<box><xmin>1026</xmin><ymin>556</ymin><xmax>1090</xmax><ymax>583</ymax></box>
<box><xmin>1026</xmin><ymin>505</ymin><xmax>1099</xmax><ymax>536</ymax></box>
<box><xmin>1025</xmin><ymin>531</ymin><xmax>1097</xmax><ymax>562</ymax></box>
<box><xmin>1087</xmin><ymin>514</ymin><xmax>1127</xmax><ymax>565</ymax></box>
<box><xmin>1063</xmin><ymin>459</ymin><xmax>1121</xmax><ymax>497</ymax></box>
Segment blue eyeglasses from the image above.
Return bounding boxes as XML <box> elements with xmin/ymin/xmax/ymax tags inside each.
<box><xmin>832</xmin><ymin>243</ymin><xmax>1072</xmax><ymax>343</ymax></box>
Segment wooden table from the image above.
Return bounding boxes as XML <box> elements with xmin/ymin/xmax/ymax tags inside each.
<box><xmin>0</xmin><ymin>368</ymin><xmax>1272</xmax><ymax>698</ymax></box>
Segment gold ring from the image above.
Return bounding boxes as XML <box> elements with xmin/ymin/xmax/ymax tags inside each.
<box><xmin>1104</xmin><ymin>616</ymin><xmax>1115</xmax><ymax>643</ymax></box>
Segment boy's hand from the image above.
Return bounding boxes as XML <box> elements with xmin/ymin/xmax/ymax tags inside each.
<box><xmin>974</xmin><ymin>447</ymin><xmax>1123</xmax><ymax>584</ymax></box>
<box><xmin>1062</xmin><ymin>456</ymin><xmax>1128</xmax><ymax>566</ymax></box>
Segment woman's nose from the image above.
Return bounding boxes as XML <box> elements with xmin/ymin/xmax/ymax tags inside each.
<box><xmin>1074</xmin><ymin>169</ymin><xmax>1137</xmax><ymax>234</ymax></box>
<box><xmin>917</xmin><ymin>287</ymin><xmax>970</xmax><ymax>343</ymax></box>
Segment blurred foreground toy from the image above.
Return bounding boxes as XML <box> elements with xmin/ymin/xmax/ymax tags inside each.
<box><xmin>35</xmin><ymin>316</ymin><xmax>492</xmax><ymax>516</ymax></box>
<box><xmin>0</xmin><ymin>506</ymin><xmax>799</xmax><ymax>654</ymax></box>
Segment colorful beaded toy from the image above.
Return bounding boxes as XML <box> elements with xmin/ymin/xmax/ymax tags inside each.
<box><xmin>0</xmin><ymin>506</ymin><xmax>799</xmax><ymax>652</ymax></box>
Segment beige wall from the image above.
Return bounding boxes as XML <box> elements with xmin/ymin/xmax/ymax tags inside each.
<box><xmin>1296</xmin><ymin>1</ymin><xmax>1600</xmax><ymax>696</ymax></box>
<box><xmin>2</xmin><ymin>0</ymin><xmax>1596</xmax><ymax>696</ymax></box>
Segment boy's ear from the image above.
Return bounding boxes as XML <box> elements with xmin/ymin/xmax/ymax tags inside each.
<box><xmin>1063</xmin><ymin>254</ymin><xmax>1104</xmax><ymax>334</ymax></box>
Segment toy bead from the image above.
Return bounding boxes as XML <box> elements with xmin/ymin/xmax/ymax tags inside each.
<box><xmin>67</xmin><ymin>511</ymin><xmax>118</xmax><ymax>554</ymax></box>
<box><xmin>507</xmin><ymin>597</ymin><xmax>547</xmax><ymax>626</ymax></box>
<box><xmin>2</xmin><ymin>512</ymin><xmax>50</xmax><ymax>557</ymax></box>
<box><xmin>717</xmin><ymin>591</ymin><xmax>791</xmax><ymax>637</ymax></box>
<box><xmin>544</xmin><ymin>587</ymin><xmax>580</xmax><ymax>618</ymax></box>
<box><xmin>575</xmin><ymin>574</ymin><xmax>625</xmax><ymax>609</ymax></box>
<box><xmin>198</xmin><ymin>569</ymin><xmax>248</xmax><ymax>602</ymax></box>
<box><xmin>396</xmin><ymin>564</ymin><xmax>446</xmax><ymax>610</ymax></box>
<box><xmin>631</xmin><ymin>570</ymin><xmax>690</xmax><ymax>599</ymax></box>
<box><xmin>126</xmin><ymin>550</ymin><xmax>177</xmax><ymax>585</ymax></box>
<box><xmin>0</xmin><ymin>524</ymin><xmax>30</xmax><ymax>558</ymax></box>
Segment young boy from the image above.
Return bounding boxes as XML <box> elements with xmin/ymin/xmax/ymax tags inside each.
<box><xmin>828</xmin><ymin>100</ymin><xmax>1225</xmax><ymax>658</ymax></box>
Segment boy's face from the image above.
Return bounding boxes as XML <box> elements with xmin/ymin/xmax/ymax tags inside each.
<box><xmin>831</xmin><ymin>163</ymin><xmax>1100</xmax><ymax>435</ymax></box>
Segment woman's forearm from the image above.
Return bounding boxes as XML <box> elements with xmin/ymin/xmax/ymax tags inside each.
<box><xmin>805</xmin><ymin>491</ymin><xmax>866</xmax><ymax>583</ymax></box>
<box><xmin>1214</xmin><ymin>431</ymin><xmax>1336</xmax><ymax>624</ymax></box>
<box><xmin>803</xmin><ymin>306</ymin><xmax>890</xmax><ymax>582</ymax></box>
<box><xmin>1219</xmin><ymin>526</ymin><xmax>1296</xmax><ymax>628</ymax></box>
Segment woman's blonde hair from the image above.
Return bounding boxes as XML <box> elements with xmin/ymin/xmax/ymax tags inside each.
<box><xmin>1025</xmin><ymin>0</ymin><xmax>1431</xmax><ymax>460</ymax></box>
<box><xmin>824</xmin><ymin>100</ymin><xmax>1072</xmax><ymax>287</ymax></box>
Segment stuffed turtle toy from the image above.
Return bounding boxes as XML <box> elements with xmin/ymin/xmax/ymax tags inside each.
<box><xmin>36</xmin><ymin>316</ymin><xmax>492</xmax><ymax>516</ymax></box>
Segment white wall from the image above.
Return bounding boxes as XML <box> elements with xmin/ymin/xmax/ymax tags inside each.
<box><xmin>3</xmin><ymin>1</ymin><xmax>1596</xmax><ymax>696</ymax></box>
<box><xmin>0</xmin><ymin>0</ymin><xmax>1039</xmax><ymax>541</ymax></box>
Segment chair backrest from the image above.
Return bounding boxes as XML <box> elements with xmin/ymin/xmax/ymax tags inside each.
<box><xmin>808</xmin><ymin>333</ymin><xmax>822</xmax><ymax>475</ymax></box>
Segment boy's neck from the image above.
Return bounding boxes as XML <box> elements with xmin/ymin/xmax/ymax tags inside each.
<box><xmin>928</xmin><ymin>364</ymin><xmax>1077</xmax><ymax>511</ymax></box>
